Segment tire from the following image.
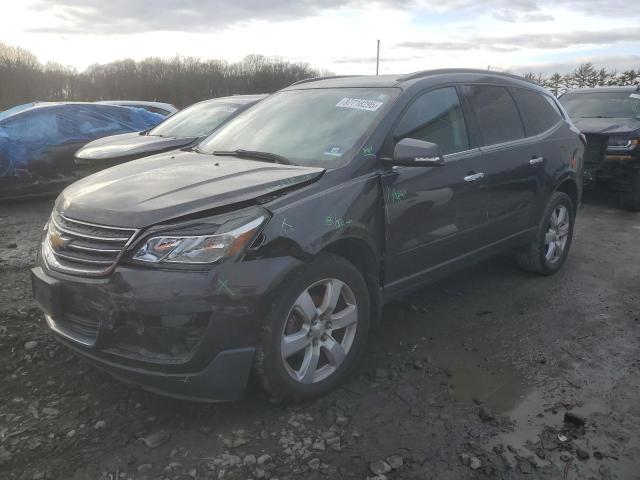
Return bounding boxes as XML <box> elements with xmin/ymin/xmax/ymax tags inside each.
<box><xmin>255</xmin><ymin>254</ymin><xmax>370</xmax><ymax>402</ymax></box>
<box><xmin>516</xmin><ymin>191</ymin><xmax>575</xmax><ymax>275</ymax></box>
<box><xmin>618</xmin><ymin>170</ymin><xmax>640</xmax><ymax>212</ymax></box>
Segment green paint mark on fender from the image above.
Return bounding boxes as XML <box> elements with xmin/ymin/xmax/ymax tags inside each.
<box><xmin>325</xmin><ymin>214</ymin><xmax>352</xmax><ymax>229</ymax></box>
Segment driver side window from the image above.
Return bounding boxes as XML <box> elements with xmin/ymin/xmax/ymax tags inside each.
<box><xmin>394</xmin><ymin>87</ymin><xmax>469</xmax><ymax>155</ymax></box>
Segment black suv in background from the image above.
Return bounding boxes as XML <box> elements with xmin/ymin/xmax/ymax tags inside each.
<box><xmin>559</xmin><ymin>87</ymin><xmax>640</xmax><ymax>210</ymax></box>
<box><xmin>32</xmin><ymin>70</ymin><xmax>584</xmax><ymax>402</ymax></box>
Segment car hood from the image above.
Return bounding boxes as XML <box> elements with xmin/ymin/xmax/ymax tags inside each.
<box><xmin>75</xmin><ymin>132</ymin><xmax>196</xmax><ymax>163</ymax></box>
<box><xmin>571</xmin><ymin>117</ymin><xmax>640</xmax><ymax>136</ymax></box>
<box><xmin>59</xmin><ymin>151</ymin><xmax>324</xmax><ymax>228</ymax></box>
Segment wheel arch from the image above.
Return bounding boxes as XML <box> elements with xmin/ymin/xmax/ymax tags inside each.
<box><xmin>320</xmin><ymin>237</ymin><xmax>382</xmax><ymax>325</ymax></box>
<box><xmin>554</xmin><ymin>177</ymin><xmax>580</xmax><ymax>212</ymax></box>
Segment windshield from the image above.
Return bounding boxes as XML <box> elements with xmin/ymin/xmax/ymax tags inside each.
<box><xmin>149</xmin><ymin>100</ymin><xmax>243</xmax><ymax>137</ymax></box>
<box><xmin>560</xmin><ymin>91</ymin><xmax>640</xmax><ymax>119</ymax></box>
<box><xmin>198</xmin><ymin>88</ymin><xmax>399</xmax><ymax>167</ymax></box>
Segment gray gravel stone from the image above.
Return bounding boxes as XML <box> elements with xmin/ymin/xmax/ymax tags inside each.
<box><xmin>42</xmin><ymin>407</ymin><xmax>59</xmax><ymax>417</ymax></box>
<box><xmin>257</xmin><ymin>454</ymin><xmax>272</xmax><ymax>466</ymax></box>
<box><xmin>369</xmin><ymin>460</ymin><xmax>392</xmax><ymax>475</ymax></box>
<box><xmin>140</xmin><ymin>430</ymin><xmax>171</xmax><ymax>449</ymax></box>
<box><xmin>387</xmin><ymin>455</ymin><xmax>404</xmax><ymax>469</ymax></box>
<box><xmin>576</xmin><ymin>448</ymin><xmax>590</xmax><ymax>460</ymax></box>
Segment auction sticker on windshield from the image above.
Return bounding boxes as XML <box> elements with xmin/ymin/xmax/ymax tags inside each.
<box><xmin>336</xmin><ymin>97</ymin><xmax>383</xmax><ymax>111</ymax></box>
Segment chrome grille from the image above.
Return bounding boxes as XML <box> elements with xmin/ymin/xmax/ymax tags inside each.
<box><xmin>43</xmin><ymin>212</ymin><xmax>138</xmax><ymax>276</ymax></box>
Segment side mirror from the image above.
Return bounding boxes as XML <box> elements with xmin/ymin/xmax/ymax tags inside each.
<box><xmin>384</xmin><ymin>138</ymin><xmax>445</xmax><ymax>167</ymax></box>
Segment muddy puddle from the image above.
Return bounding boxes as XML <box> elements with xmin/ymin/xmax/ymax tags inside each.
<box><xmin>373</xmin><ymin>297</ymin><xmax>532</xmax><ymax>414</ymax></box>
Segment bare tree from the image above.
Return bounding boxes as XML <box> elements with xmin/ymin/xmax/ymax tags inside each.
<box><xmin>0</xmin><ymin>42</ymin><xmax>328</xmax><ymax>110</ymax></box>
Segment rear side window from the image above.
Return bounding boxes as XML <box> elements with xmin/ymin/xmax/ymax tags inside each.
<box><xmin>462</xmin><ymin>85</ymin><xmax>525</xmax><ymax>146</ymax></box>
<box><xmin>3</xmin><ymin>112</ymin><xmax>60</xmax><ymax>141</ymax></box>
<box><xmin>394</xmin><ymin>87</ymin><xmax>469</xmax><ymax>155</ymax></box>
<box><xmin>511</xmin><ymin>88</ymin><xmax>562</xmax><ymax>136</ymax></box>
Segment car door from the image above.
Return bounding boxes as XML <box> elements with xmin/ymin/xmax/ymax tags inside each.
<box><xmin>460</xmin><ymin>84</ymin><xmax>539</xmax><ymax>240</ymax></box>
<box><xmin>382</xmin><ymin>86</ymin><xmax>488</xmax><ymax>292</ymax></box>
<box><xmin>509</xmin><ymin>87</ymin><xmax>567</xmax><ymax>219</ymax></box>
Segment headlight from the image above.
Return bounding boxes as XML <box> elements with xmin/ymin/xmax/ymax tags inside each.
<box><xmin>133</xmin><ymin>213</ymin><xmax>267</xmax><ymax>264</ymax></box>
<box><xmin>608</xmin><ymin>136</ymin><xmax>639</xmax><ymax>148</ymax></box>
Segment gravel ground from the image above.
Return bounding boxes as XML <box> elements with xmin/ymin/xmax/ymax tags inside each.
<box><xmin>0</xmin><ymin>194</ymin><xmax>639</xmax><ymax>480</ymax></box>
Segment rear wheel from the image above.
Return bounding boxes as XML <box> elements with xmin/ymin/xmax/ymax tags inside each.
<box><xmin>517</xmin><ymin>191</ymin><xmax>575</xmax><ymax>275</ymax></box>
<box><xmin>618</xmin><ymin>170</ymin><xmax>640</xmax><ymax>212</ymax></box>
<box><xmin>255</xmin><ymin>254</ymin><xmax>370</xmax><ymax>402</ymax></box>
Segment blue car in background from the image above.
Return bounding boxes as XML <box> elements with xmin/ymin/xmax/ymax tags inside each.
<box><xmin>0</xmin><ymin>102</ymin><xmax>165</xmax><ymax>200</ymax></box>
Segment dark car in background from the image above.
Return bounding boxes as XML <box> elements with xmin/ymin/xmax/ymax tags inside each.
<box><xmin>32</xmin><ymin>70</ymin><xmax>583</xmax><ymax>402</ymax></box>
<box><xmin>559</xmin><ymin>86</ymin><xmax>640</xmax><ymax>210</ymax></box>
<box><xmin>0</xmin><ymin>102</ymin><xmax>164</xmax><ymax>200</ymax></box>
<box><xmin>75</xmin><ymin>95</ymin><xmax>266</xmax><ymax>170</ymax></box>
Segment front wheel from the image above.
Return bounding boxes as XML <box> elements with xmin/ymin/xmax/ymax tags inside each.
<box><xmin>255</xmin><ymin>254</ymin><xmax>370</xmax><ymax>402</ymax></box>
<box><xmin>516</xmin><ymin>191</ymin><xmax>575</xmax><ymax>275</ymax></box>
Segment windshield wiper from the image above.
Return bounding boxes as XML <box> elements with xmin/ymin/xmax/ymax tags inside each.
<box><xmin>212</xmin><ymin>149</ymin><xmax>292</xmax><ymax>165</ymax></box>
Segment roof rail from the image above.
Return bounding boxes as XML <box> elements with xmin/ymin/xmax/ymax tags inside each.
<box><xmin>399</xmin><ymin>68</ymin><xmax>537</xmax><ymax>85</ymax></box>
<box><xmin>289</xmin><ymin>75</ymin><xmax>356</xmax><ymax>86</ymax></box>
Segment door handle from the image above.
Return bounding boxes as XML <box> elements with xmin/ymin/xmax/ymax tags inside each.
<box><xmin>464</xmin><ymin>172</ymin><xmax>485</xmax><ymax>182</ymax></box>
<box><xmin>530</xmin><ymin>156</ymin><xmax>545</xmax><ymax>165</ymax></box>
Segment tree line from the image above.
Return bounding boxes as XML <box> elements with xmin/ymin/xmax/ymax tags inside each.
<box><xmin>523</xmin><ymin>63</ymin><xmax>640</xmax><ymax>96</ymax></box>
<box><xmin>0</xmin><ymin>42</ymin><xmax>327</xmax><ymax>110</ymax></box>
<box><xmin>1</xmin><ymin>41</ymin><xmax>639</xmax><ymax>111</ymax></box>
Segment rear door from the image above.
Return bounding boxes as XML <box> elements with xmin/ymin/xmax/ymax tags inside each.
<box><xmin>461</xmin><ymin>84</ymin><xmax>540</xmax><ymax>240</ymax></box>
<box><xmin>509</xmin><ymin>86</ymin><xmax>567</xmax><ymax>213</ymax></box>
<box><xmin>383</xmin><ymin>86</ymin><xmax>488</xmax><ymax>290</ymax></box>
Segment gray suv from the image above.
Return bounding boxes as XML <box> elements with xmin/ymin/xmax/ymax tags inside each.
<box><xmin>33</xmin><ymin>70</ymin><xmax>584</xmax><ymax>402</ymax></box>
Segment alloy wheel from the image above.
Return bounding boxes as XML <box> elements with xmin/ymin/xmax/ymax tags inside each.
<box><xmin>544</xmin><ymin>205</ymin><xmax>570</xmax><ymax>263</ymax></box>
<box><xmin>280</xmin><ymin>278</ymin><xmax>358</xmax><ymax>384</ymax></box>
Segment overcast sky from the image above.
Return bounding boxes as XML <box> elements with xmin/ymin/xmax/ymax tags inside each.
<box><xmin>3</xmin><ymin>0</ymin><xmax>640</xmax><ymax>75</ymax></box>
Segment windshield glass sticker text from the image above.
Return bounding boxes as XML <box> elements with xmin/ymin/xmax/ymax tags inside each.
<box><xmin>336</xmin><ymin>98</ymin><xmax>383</xmax><ymax>112</ymax></box>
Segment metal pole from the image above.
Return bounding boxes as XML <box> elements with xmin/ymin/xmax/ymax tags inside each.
<box><xmin>376</xmin><ymin>40</ymin><xmax>380</xmax><ymax>75</ymax></box>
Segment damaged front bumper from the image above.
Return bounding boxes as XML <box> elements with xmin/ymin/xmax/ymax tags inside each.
<box><xmin>582</xmin><ymin>134</ymin><xmax>640</xmax><ymax>189</ymax></box>
<box><xmin>31</xmin><ymin>255</ymin><xmax>301</xmax><ymax>402</ymax></box>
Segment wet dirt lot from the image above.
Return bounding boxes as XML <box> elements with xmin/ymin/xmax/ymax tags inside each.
<box><xmin>1</xmin><ymin>195</ymin><xmax>639</xmax><ymax>480</ymax></box>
